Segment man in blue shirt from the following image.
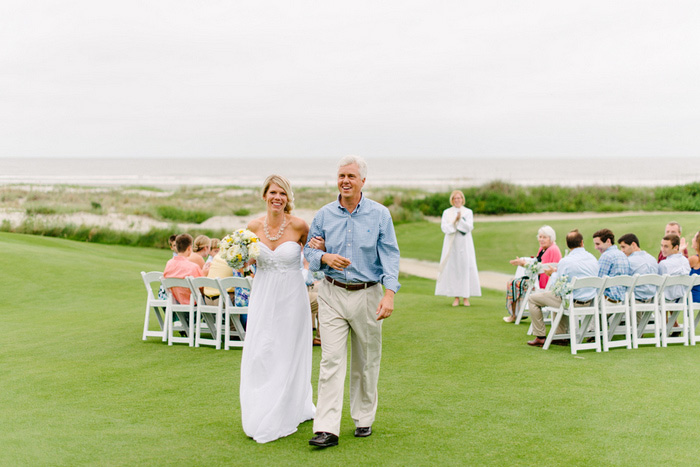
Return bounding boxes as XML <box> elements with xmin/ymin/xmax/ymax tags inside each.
<box><xmin>527</xmin><ymin>230</ymin><xmax>599</xmax><ymax>347</ymax></box>
<box><xmin>618</xmin><ymin>233</ymin><xmax>659</xmax><ymax>301</ymax></box>
<box><xmin>305</xmin><ymin>155</ymin><xmax>400</xmax><ymax>448</ymax></box>
<box><xmin>593</xmin><ymin>229</ymin><xmax>631</xmax><ymax>303</ymax></box>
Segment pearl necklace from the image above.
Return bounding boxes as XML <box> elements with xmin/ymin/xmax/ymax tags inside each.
<box><xmin>263</xmin><ymin>215</ymin><xmax>288</xmax><ymax>242</ymax></box>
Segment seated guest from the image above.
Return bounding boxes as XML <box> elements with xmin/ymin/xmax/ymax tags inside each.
<box><xmin>527</xmin><ymin>230</ymin><xmax>599</xmax><ymax>347</ymax></box>
<box><xmin>658</xmin><ymin>234</ymin><xmax>691</xmax><ymax>301</ymax></box>
<box><xmin>202</xmin><ymin>254</ymin><xmax>250</xmax><ymax>328</ymax></box>
<box><xmin>618</xmin><ymin>233</ymin><xmax>659</xmax><ymax>302</ymax></box>
<box><xmin>593</xmin><ymin>229</ymin><xmax>631</xmax><ymax>303</ymax></box>
<box><xmin>206</xmin><ymin>238</ymin><xmax>220</xmax><ymax>264</ymax></box>
<box><xmin>163</xmin><ymin>233</ymin><xmax>203</xmax><ymax>305</ymax></box>
<box><xmin>503</xmin><ymin>225</ymin><xmax>562</xmax><ymax>323</ymax></box>
<box><xmin>189</xmin><ymin>235</ymin><xmax>210</xmax><ymax>270</ymax></box>
<box><xmin>169</xmin><ymin>234</ymin><xmax>178</xmax><ymax>257</ymax></box>
<box><xmin>203</xmin><ymin>238</ymin><xmax>220</xmax><ymax>274</ymax></box>
<box><xmin>690</xmin><ymin>232</ymin><xmax>700</xmax><ymax>303</ymax></box>
<box><xmin>658</xmin><ymin>222</ymin><xmax>689</xmax><ymax>262</ymax></box>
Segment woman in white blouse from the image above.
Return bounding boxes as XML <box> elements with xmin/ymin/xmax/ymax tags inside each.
<box><xmin>435</xmin><ymin>190</ymin><xmax>481</xmax><ymax>306</ymax></box>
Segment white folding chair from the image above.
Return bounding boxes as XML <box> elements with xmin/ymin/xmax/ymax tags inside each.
<box><xmin>544</xmin><ymin>276</ymin><xmax>605</xmax><ymax>354</ymax></box>
<box><xmin>218</xmin><ymin>276</ymin><xmax>252</xmax><ymax>350</ymax></box>
<box><xmin>160</xmin><ymin>277</ymin><xmax>196</xmax><ymax>347</ymax></box>
<box><xmin>141</xmin><ymin>271</ymin><xmax>168</xmax><ymax>342</ymax></box>
<box><xmin>599</xmin><ymin>275</ymin><xmax>636</xmax><ymax>352</ymax></box>
<box><xmin>658</xmin><ymin>275</ymin><xmax>694</xmax><ymax>347</ymax></box>
<box><xmin>687</xmin><ymin>275</ymin><xmax>700</xmax><ymax>345</ymax></box>
<box><xmin>189</xmin><ymin>277</ymin><xmax>224</xmax><ymax>350</ymax></box>
<box><xmin>629</xmin><ymin>274</ymin><xmax>665</xmax><ymax>349</ymax></box>
<box><xmin>515</xmin><ymin>262</ymin><xmax>558</xmax><ymax>325</ymax></box>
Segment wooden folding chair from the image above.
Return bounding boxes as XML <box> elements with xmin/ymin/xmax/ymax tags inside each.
<box><xmin>629</xmin><ymin>274</ymin><xmax>664</xmax><ymax>349</ymax></box>
<box><xmin>658</xmin><ymin>275</ymin><xmax>694</xmax><ymax>347</ymax></box>
<box><xmin>160</xmin><ymin>277</ymin><xmax>196</xmax><ymax>347</ymax></box>
<box><xmin>141</xmin><ymin>271</ymin><xmax>167</xmax><ymax>342</ymax></box>
<box><xmin>599</xmin><ymin>275</ymin><xmax>636</xmax><ymax>352</ymax></box>
<box><xmin>189</xmin><ymin>277</ymin><xmax>224</xmax><ymax>349</ymax></box>
<box><xmin>543</xmin><ymin>276</ymin><xmax>605</xmax><ymax>354</ymax></box>
<box><xmin>217</xmin><ymin>276</ymin><xmax>252</xmax><ymax>350</ymax></box>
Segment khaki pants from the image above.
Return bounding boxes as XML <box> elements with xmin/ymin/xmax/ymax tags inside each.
<box><xmin>529</xmin><ymin>291</ymin><xmax>594</xmax><ymax>338</ymax></box>
<box><xmin>313</xmin><ymin>280</ymin><xmax>383</xmax><ymax>436</ymax></box>
<box><xmin>528</xmin><ymin>291</ymin><xmax>567</xmax><ymax>338</ymax></box>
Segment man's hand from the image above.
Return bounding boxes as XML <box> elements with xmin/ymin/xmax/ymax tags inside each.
<box><xmin>307</xmin><ymin>236</ymin><xmax>326</xmax><ymax>251</ymax></box>
<box><xmin>544</xmin><ymin>265</ymin><xmax>556</xmax><ymax>276</ymax></box>
<box><xmin>322</xmin><ymin>253</ymin><xmax>351</xmax><ymax>271</ymax></box>
<box><xmin>376</xmin><ymin>290</ymin><xmax>395</xmax><ymax>321</ymax></box>
<box><xmin>681</xmin><ymin>236</ymin><xmax>688</xmax><ymax>252</ymax></box>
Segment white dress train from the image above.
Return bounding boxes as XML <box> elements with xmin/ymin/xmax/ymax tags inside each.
<box><xmin>240</xmin><ymin>241</ymin><xmax>316</xmax><ymax>443</ymax></box>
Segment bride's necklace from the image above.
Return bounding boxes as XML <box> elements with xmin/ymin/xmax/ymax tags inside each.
<box><xmin>263</xmin><ymin>215</ymin><xmax>288</xmax><ymax>242</ymax></box>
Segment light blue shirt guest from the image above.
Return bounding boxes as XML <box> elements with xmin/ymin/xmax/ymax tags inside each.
<box><xmin>659</xmin><ymin>253</ymin><xmax>691</xmax><ymax>301</ymax></box>
<box><xmin>551</xmin><ymin>247</ymin><xmax>600</xmax><ymax>301</ymax></box>
<box><xmin>628</xmin><ymin>250</ymin><xmax>660</xmax><ymax>301</ymax></box>
<box><xmin>598</xmin><ymin>245</ymin><xmax>632</xmax><ymax>301</ymax></box>
<box><xmin>304</xmin><ymin>195</ymin><xmax>401</xmax><ymax>293</ymax></box>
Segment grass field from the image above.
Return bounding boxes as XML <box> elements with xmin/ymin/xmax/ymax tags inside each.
<box><xmin>4</xmin><ymin>218</ymin><xmax>700</xmax><ymax>466</ymax></box>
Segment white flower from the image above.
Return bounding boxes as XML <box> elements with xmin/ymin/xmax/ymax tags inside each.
<box><xmin>248</xmin><ymin>242</ymin><xmax>260</xmax><ymax>259</ymax></box>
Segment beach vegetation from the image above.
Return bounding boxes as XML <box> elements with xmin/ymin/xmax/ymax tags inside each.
<box><xmin>156</xmin><ymin>205</ymin><xmax>212</xmax><ymax>224</ymax></box>
<box><xmin>401</xmin><ymin>182</ymin><xmax>700</xmax><ymax>216</ymax></box>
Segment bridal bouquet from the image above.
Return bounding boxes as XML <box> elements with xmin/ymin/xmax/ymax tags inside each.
<box><xmin>219</xmin><ymin>229</ymin><xmax>261</xmax><ymax>270</ymax></box>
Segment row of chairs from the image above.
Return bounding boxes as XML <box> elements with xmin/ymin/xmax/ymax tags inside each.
<box><xmin>141</xmin><ymin>271</ymin><xmax>252</xmax><ymax>350</ymax></box>
<box><xmin>517</xmin><ymin>273</ymin><xmax>700</xmax><ymax>354</ymax></box>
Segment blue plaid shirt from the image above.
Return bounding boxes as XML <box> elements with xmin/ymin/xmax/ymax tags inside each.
<box><xmin>598</xmin><ymin>245</ymin><xmax>632</xmax><ymax>301</ymax></box>
<box><xmin>304</xmin><ymin>195</ymin><xmax>401</xmax><ymax>293</ymax></box>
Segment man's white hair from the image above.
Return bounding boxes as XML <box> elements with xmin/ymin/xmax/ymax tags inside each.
<box><xmin>538</xmin><ymin>225</ymin><xmax>556</xmax><ymax>242</ymax></box>
<box><xmin>338</xmin><ymin>155</ymin><xmax>368</xmax><ymax>179</ymax></box>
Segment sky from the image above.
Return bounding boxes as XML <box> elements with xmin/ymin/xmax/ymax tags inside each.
<box><xmin>1</xmin><ymin>1</ymin><xmax>699</xmax><ymax>160</ymax></box>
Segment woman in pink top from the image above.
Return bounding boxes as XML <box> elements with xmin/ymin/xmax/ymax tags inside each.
<box><xmin>503</xmin><ymin>225</ymin><xmax>562</xmax><ymax>323</ymax></box>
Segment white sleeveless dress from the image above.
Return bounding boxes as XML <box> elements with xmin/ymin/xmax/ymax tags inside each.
<box><xmin>240</xmin><ymin>241</ymin><xmax>316</xmax><ymax>443</ymax></box>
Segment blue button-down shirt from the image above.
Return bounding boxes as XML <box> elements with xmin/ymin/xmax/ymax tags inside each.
<box><xmin>659</xmin><ymin>253</ymin><xmax>691</xmax><ymax>301</ymax></box>
<box><xmin>628</xmin><ymin>250</ymin><xmax>659</xmax><ymax>300</ymax></box>
<box><xmin>551</xmin><ymin>247</ymin><xmax>600</xmax><ymax>301</ymax></box>
<box><xmin>598</xmin><ymin>245</ymin><xmax>632</xmax><ymax>301</ymax></box>
<box><xmin>304</xmin><ymin>195</ymin><xmax>401</xmax><ymax>293</ymax></box>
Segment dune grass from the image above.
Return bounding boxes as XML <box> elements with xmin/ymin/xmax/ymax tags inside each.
<box><xmin>4</xmin><ymin>229</ymin><xmax>700</xmax><ymax>465</ymax></box>
<box><xmin>396</xmin><ymin>212</ymin><xmax>700</xmax><ymax>273</ymax></box>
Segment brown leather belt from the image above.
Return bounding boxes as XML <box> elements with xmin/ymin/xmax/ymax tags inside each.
<box><xmin>325</xmin><ymin>276</ymin><xmax>378</xmax><ymax>291</ymax></box>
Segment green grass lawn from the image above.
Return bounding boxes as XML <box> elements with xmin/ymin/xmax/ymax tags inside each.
<box><xmin>396</xmin><ymin>212</ymin><xmax>700</xmax><ymax>273</ymax></box>
<box><xmin>4</xmin><ymin>228</ymin><xmax>700</xmax><ymax>466</ymax></box>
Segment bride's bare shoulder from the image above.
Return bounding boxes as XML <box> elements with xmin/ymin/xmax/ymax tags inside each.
<box><xmin>247</xmin><ymin>217</ymin><xmax>264</xmax><ymax>231</ymax></box>
<box><xmin>289</xmin><ymin>215</ymin><xmax>309</xmax><ymax>232</ymax></box>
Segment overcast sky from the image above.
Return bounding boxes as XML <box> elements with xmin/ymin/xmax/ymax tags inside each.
<box><xmin>1</xmin><ymin>1</ymin><xmax>698</xmax><ymax>159</ymax></box>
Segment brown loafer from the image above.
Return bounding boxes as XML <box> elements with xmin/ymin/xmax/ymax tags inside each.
<box><xmin>527</xmin><ymin>337</ymin><xmax>545</xmax><ymax>347</ymax></box>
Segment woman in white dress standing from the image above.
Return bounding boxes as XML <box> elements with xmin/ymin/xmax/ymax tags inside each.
<box><xmin>240</xmin><ymin>174</ymin><xmax>315</xmax><ymax>443</ymax></box>
<box><xmin>435</xmin><ymin>190</ymin><xmax>481</xmax><ymax>306</ymax></box>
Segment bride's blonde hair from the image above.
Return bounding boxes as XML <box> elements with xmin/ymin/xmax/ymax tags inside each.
<box><xmin>262</xmin><ymin>174</ymin><xmax>295</xmax><ymax>213</ymax></box>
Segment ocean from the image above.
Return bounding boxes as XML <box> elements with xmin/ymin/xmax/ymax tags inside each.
<box><xmin>1</xmin><ymin>157</ymin><xmax>698</xmax><ymax>189</ymax></box>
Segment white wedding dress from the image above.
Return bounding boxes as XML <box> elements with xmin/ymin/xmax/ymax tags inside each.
<box><xmin>240</xmin><ymin>241</ymin><xmax>316</xmax><ymax>443</ymax></box>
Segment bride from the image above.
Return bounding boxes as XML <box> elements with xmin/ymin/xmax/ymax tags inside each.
<box><xmin>240</xmin><ymin>174</ymin><xmax>316</xmax><ymax>443</ymax></box>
